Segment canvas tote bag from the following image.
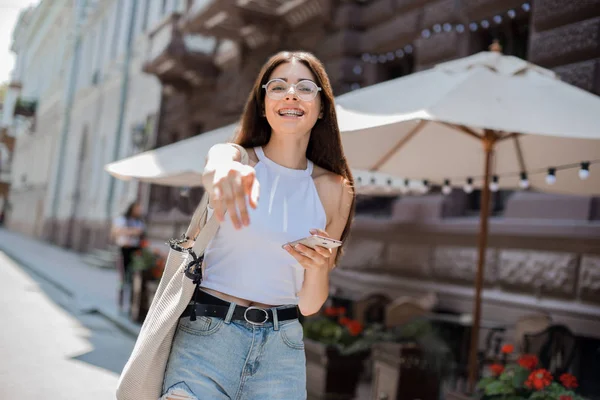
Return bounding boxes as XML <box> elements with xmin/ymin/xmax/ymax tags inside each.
<box><xmin>116</xmin><ymin>144</ymin><xmax>249</xmax><ymax>400</ymax></box>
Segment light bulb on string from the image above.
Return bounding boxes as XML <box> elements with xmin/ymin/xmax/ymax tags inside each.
<box><xmin>507</xmin><ymin>9</ymin><xmax>516</xmax><ymax>18</ymax></box>
<box><xmin>356</xmin><ymin>176</ymin><xmax>362</xmax><ymax>187</ymax></box>
<box><xmin>361</xmin><ymin>53</ymin><xmax>370</xmax><ymax>62</ymax></box>
<box><xmin>401</xmin><ymin>178</ymin><xmax>410</xmax><ymax>194</ymax></box>
<box><xmin>493</xmin><ymin>15</ymin><xmax>502</xmax><ymax>24</ymax></box>
<box><xmin>464</xmin><ymin>177</ymin><xmax>474</xmax><ymax>194</ymax></box>
<box><xmin>442</xmin><ymin>179</ymin><xmax>452</xmax><ymax>195</ymax></box>
<box><xmin>385</xmin><ymin>178</ymin><xmax>394</xmax><ymax>193</ymax></box>
<box><xmin>481</xmin><ymin>20</ymin><xmax>490</xmax><ymax>29</ymax></box>
<box><xmin>404</xmin><ymin>44</ymin><xmax>413</xmax><ymax>54</ymax></box>
<box><xmin>522</xmin><ymin>2</ymin><xmax>531</xmax><ymax>12</ymax></box>
<box><xmin>489</xmin><ymin>175</ymin><xmax>499</xmax><ymax>192</ymax></box>
<box><xmin>545</xmin><ymin>168</ymin><xmax>556</xmax><ymax>185</ymax></box>
<box><xmin>456</xmin><ymin>24</ymin><xmax>465</xmax><ymax>33</ymax></box>
<box><xmin>422</xmin><ymin>29</ymin><xmax>431</xmax><ymax>38</ymax></box>
<box><xmin>443</xmin><ymin>23</ymin><xmax>452</xmax><ymax>32</ymax></box>
<box><xmin>579</xmin><ymin>162</ymin><xmax>590</xmax><ymax>180</ymax></box>
<box><xmin>179</xmin><ymin>186</ymin><xmax>190</xmax><ymax>197</ymax></box>
<box><xmin>395</xmin><ymin>49</ymin><xmax>405</xmax><ymax>58</ymax></box>
<box><xmin>469</xmin><ymin>22</ymin><xmax>478</xmax><ymax>31</ymax></box>
<box><xmin>421</xmin><ymin>179</ymin><xmax>430</xmax><ymax>194</ymax></box>
<box><xmin>519</xmin><ymin>172</ymin><xmax>530</xmax><ymax>189</ymax></box>
<box><xmin>433</xmin><ymin>24</ymin><xmax>442</xmax><ymax>33</ymax></box>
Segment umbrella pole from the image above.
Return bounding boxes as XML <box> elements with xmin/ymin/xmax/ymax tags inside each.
<box><xmin>467</xmin><ymin>132</ymin><xmax>496</xmax><ymax>392</ymax></box>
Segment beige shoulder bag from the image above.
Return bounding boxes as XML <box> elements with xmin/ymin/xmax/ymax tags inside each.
<box><xmin>116</xmin><ymin>144</ymin><xmax>249</xmax><ymax>400</ymax></box>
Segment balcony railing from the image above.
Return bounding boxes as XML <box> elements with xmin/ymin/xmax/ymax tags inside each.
<box><xmin>143</xmin><ymin>13</ymin><xmax>218</xmax><ymax>87</ymax></box>
<box><xmin>181</xmin><ymin>0</ymin><xmax>329</xmax><ymax>48</ymax></box>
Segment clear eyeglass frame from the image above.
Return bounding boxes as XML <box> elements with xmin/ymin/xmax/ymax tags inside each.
<box><xmin>262</xmin><ymin>78</ymin><xmax>322</xmax><ymax>101</ymax></box>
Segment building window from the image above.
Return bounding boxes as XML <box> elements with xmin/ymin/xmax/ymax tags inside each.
<box><xmin>470</xmin><ymin>16</ymin><xmax>530</xmax><ymax>59</ymax></box>
<box><xmin>161</xmin><ymin>0</ymin><xmax>168</xmax><ymax>15</ymax></box>
<box><xmin>376</xmin><ymin>51</ymin><xmax>415</xmax><ymax>84</ymax></box>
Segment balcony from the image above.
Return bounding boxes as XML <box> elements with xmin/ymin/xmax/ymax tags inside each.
<box><xmin>143</xmin><ymin>13</ymin><xmax>218</xmax><ymax>88</ymax></box>
<box><xmin>181</xmin><ymin>0</ymin><xmax>330</xmax><ymax>48</ymax></box>
<box><xmin>13</xmin><ymin>97</ymin><xmax>37</xmax><ymax>118</ymax></box>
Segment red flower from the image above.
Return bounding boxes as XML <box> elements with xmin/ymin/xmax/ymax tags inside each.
<box><xmin>560</xmin><ymin>396</ymin><xmax>573</xmax><ymax>400</ymax></box>
<box><xmin>346</xmin><ymin>320</ymin><xmax>364</xmax><ymax>336</ymax></box>
<box><xmin>518</xmin><ymin>354</ymin><xmax>539</xmax><ymax>370</ymax></box>
<box><xmin>489</xmin><ymin>363</ymin><xmax>504</xmax><ymax>376</ymax></box>
<box><xmin>324</xmin><ymin>307</ymin><xmax>338</xmax><ymax>317</ymax></box>
<box><xmin>339</xmin><ymin>316</ymin><xmax>351</xmax><ymax>326</ymax></box>
<box><xmin>140</xmin><ymin>239</ymin><xmax>149</xmax><ymax>248</ymax></box>
<box><xmin>559</xmin><ymin>373</ymin><xmax>578</xmax><ymax>389</ymax></box>
<box><xmin>525</xmin><ymin>369</ymin><xmax>553</xmax><ymax>391</ymax></box>
<box><xmin>501</xmin><ymin>344</ymin><xmax>514</xmax><ymax>354</ymax></box>
<box><xmin>324</xmin><ymin>306</ymin><xmax>346</xmax><ymax>317</ymax></box>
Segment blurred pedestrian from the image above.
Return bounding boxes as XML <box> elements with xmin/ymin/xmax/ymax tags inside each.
<box><xmin>111</xmin><ymin>201</ymin><xmax>145</xmax><ymax>312</ymax></box>
<box><xmin>157</xmin><ymin>51</ymin><xmax>356</xmax><ymax>399</ymax></box>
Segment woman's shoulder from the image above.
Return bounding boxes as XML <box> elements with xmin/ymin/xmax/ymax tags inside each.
<box><xmin>312</xmin><ymin>164</ymin><xmax>348</xmax><ymax>186</ymax></box>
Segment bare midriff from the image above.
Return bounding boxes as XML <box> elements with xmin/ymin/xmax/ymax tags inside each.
<box><xmin>200</xmin><ymin>287</ymin><xmax>279</xmax><ymax>309</ymax></box>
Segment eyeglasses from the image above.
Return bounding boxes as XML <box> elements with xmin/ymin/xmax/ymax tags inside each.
<box><xmin>262</xmin><ymin>79</ymin><xmax>322</xmax><ymax>101</ymax></box>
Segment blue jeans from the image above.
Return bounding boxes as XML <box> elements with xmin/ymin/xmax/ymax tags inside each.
<box><xmin>161</xmin><ymin>304</ymin><xmax>306</xmax><ymax>400</ymax></box>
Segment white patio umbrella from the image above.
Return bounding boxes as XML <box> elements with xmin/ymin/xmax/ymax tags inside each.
<box><xmin>104</xmin><ymin>107</ymin><xmax>421</xmax><ymax>193</ymax></box>
<box><xmin>105</xmin><ymin>123</ymin><xmax>238</xmax><ymax>187</ymax></box>
<box><xmin>335</xmin><ymin>44</ymin><xmax>600</xmax><ymax>390</ymax></box>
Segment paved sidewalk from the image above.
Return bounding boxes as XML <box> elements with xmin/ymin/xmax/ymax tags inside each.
<box><xmin>0</xmin><ymin>228</ymin><xmax>141</xmax><ymax>337</ymax></box>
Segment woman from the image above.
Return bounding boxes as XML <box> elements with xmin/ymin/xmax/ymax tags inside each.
<box><xmin>111</xmin><ymin>202</ymin><xmax>145</xmax><ymax>312</ymax></box>
<box><xmin>161</xmin><ymin>51</ymin><xmax>355</xmax><ymax>400</ymax></box>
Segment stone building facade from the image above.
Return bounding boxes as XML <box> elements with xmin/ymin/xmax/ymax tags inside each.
<box><xmin>143</xmin><ymin>0</ymin><xmax>600</xmax><ymax>219</ymax></box>
<box><xmin>140</xmin><ymin>2</ymin><xmax>600</xmax><ymax>392</ymax></box>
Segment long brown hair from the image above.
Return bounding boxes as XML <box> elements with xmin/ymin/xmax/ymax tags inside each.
<box><xmin>233</xmin><ymin>51</ymin><xmax>355</xmax><ymax>262</ymax></box>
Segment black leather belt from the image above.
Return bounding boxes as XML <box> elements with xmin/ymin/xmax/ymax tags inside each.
<box><xmin>180</xmin><ymin>289</ymin><xmax>299</xmax><ymax>326</ymax></box>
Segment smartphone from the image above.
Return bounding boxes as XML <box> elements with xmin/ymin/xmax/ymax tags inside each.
<box><xmin>285</xmin><ymin>235</ymin><xmax>343</xmax><ymax>250</ymax></box>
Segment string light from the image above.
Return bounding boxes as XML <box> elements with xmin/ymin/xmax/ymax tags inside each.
<box><xmin>489</xmin><ymin>175</ymin><xmax>500</xmax><ymax>192</ymax></box>
<box><xmin>442</xmin><ymin>179</ymin><xmax>452</xmax><ymax>195</ymax></box>
<box><xmin>359</xmin><ymin>3</ymin><xmax>531</xmax><ymax>65</ymax></box>
<box><xmin>519</xmin><ymin>172</ymin><xmax>530</xmax><ymax>189</ymax></box>
<box><xmin>579</xmin><ymin>162</ymin><xmax>590</xmax><ymax>180</ymax></box>
<box><xmin>464</xmin><ymin>177</ymin><xmax>474</xmax><ymax>194</ymax></box>
<box><xmin>421</xmin><ymin>179</ymin><xmax>430</xmax><ymax>194</ymax></box>
<box><xmin>545</xmin><ymin>168</ymin><xmax>556</xmax><ymax>185</ymax></box>
<box><xmin>179</xmin><ymin>186</ymin><xmax>190</xmax><ymax>197</ymax></box>
<box><xmin>356</xmin><ymin>159</ymin><xmax>595</xmax><ymax>196</ymax></box>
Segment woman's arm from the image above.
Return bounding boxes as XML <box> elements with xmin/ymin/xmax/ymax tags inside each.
<box><xmin>290</xmin><ymin>175</ymin><xmax>354</xmax><ymax>316</ymax></box>
<box><xmin>202</xmin><ymin>144</ymin><xmax>259</xmax><ymax>229</ymax></box>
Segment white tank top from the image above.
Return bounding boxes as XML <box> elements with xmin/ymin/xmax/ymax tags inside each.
<box><xmin>201</xmin><ymin>146</ymin><xmax>327</xmax><ymax>305</ymax></box>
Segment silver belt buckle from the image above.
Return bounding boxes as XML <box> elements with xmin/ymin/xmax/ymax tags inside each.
<box><xmin>244</xmin><ymin>306</ymin><xmax>269</xmax><ymax>326</ymax></box>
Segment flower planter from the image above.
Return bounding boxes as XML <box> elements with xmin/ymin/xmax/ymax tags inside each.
<box><xmin>305</xmin><ymin>338</ymin><xmax>369</xmax><ymax>399</ymax></box>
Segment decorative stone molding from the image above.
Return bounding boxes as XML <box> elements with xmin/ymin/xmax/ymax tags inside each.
<box><xmin>362</xmin><ymin>10</ymin><xmax>419</xmax><ymax>52</ymax></box>
<box><xmin>422</xmin><ymin>0</ymin><xmax>459</xmax><ymax>28</ymax></box>
<box><xmin>529</xmin><ymin>17</ymin><xmax>600</xmax><ymax>68</ymax></box>
<box><xmin>331</xmin><ymin>2</ymin><xmax>363</xmax><ymax>30</ymax></box>
<box><xmin>498</xmin><ymin>250</ymin><xmax>578</xmax><ymax>296</ymax></box>
<box><xmin>532</xmin><ymin>0</ymin><xmax>600</xmax><ymax>32</ymax></box>
<box><xmin>433</xmin><ymin>246</ymin><xmax>498</xmax><ymax>283</ymax></box>
<box><xmin>579</xmin><ymin>255</ymin><xmax>600</xmax><ymax>303</ymax></box>
<box><xmin>339</xmin><ymin>238</ymin><xmax>385</xmax><ymax>270</ymax></box>
<box><xmin>317</xmin><ymin>29</ymin><xmax>362</xmax><ymax>58</ymax></box>
<box><xmin>361</xmin><ymin>0</ymin><xmax>399</xmax><ymax>28</ymax></box>
<box><xmin>553</xmin><ymin>59</ymin><xmax>600</xmax><ymax>94</ymax></box>
<box><xmin>462</xmin><ymin>0</ymin><xmax>524</xmax><ymax>21</ymax></box>
<box><xmin>386</xmin><ymin>244</ymin><xmax>433</xmax><ymax>277</ymax></box>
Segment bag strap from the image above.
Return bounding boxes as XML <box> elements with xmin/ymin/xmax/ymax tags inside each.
<box><xmin>181</xmin><ymin>143</ymin><xmax>249</xmax><ymax>252</ymax></box>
